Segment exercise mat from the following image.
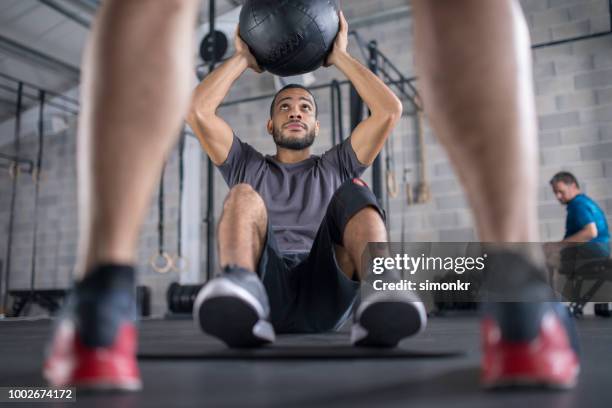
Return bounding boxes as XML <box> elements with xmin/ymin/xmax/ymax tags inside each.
<box><xmin>137</xmin><ymin>319</ymin><xmax>463</xmax><ymax>360</ymax></box>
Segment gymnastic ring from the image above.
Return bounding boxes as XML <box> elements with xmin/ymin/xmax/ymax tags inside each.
<box><xmin>150</xmin><ymin>252</ymin><xmax>173</xmax><ymax>274</ymax></box>
<box><xmin>171</xmin><ymin>255</ymin><xmax>189</xmax><ymax>274</ymax></box>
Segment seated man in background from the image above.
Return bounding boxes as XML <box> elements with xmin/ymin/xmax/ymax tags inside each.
<box><xmin>546</xmin><ymin>171</ymin><xmax>610</xmax><ymax>280</ymax></box>
<box><xmin>548</xmin><ymin>171</ymin><xmax>610</xmax><ymax>253</ymax></box>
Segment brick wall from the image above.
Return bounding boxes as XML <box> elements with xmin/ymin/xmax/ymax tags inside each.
<box><xmin>0</xmin><ymin>0</ymin><xmax>611</xmax><ymax>315</ymax></box>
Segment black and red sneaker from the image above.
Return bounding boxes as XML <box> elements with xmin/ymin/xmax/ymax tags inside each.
<box><xmin>43</xmin><ymin>265</ymin><xmax>141</xmax><ymax>391</ymax></box>
<box><xmin>481</xmin><ymin>301</ymin><xmax>580</xmax><ymax>389</ymax></box>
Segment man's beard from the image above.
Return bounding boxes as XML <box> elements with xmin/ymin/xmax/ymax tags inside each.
<box><xmin>273</xmin><ymin>127</ymin><xmax>316</xmax><ymax>151</ymax></box>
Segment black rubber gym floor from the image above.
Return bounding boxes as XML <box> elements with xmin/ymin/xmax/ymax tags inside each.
<box><xmin>0</xmin><ymin>316</ymin><xmax>610</xmax><ymax>407</ymax></box>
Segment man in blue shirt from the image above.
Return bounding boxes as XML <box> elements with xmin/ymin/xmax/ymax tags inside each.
<box><xmin>547</xmin><ymin>172</ymin><xmax>610</xmax><ymax>280</ymax></box>
<box><xmin>550</xmin><ymin>171</ymin><xmax>610</xmax><ymax>253</ymax></box>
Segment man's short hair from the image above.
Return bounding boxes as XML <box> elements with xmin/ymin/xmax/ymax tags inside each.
<box><xmin>550</xmin><ymin>171</ymin><xmax>580</xmax><ymax>189</ymax></box>
<box><xmin>270</xmin><ymin>84</ymin><xmax>318</xmax><ymax>118</ymax></box>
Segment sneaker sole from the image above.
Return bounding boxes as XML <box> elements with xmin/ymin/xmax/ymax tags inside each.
<box><xmin>193</xmin><ymin>277</ymin><xmax>275</xmax><ymax>348</ymax></box>
<box><xmin>352</xmin><ymin>300</ymin><xmax>426</xmax><ymax>347</ymax></box>
<box><xmin>197</xmin><ymin>296</ymin><xmax>274</xmax><ymax>348</ymax></box>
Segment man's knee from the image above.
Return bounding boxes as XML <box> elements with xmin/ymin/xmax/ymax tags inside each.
<box><xmin>326</xmin><ymin>178</ymin><xmax>385</xmax><ymax>244</ymax></box>
<box><xmin>350</xmin><ymin>178</ymin><xmax>368</xmax><ymax>188</ymax></box>
<box><xmin>329</xmin><ymin>179</ymin><xmax>378</xmax><ymax>212</ymax></box>
<box><xmin>330</xmin><ymin>178</ymin><xmax>372</xmax><ymax>205</ymax></box>
<box><xmin>223</xmin><ymin>184</ymin><xmax>266</xmax><ymax>214</ymax></box>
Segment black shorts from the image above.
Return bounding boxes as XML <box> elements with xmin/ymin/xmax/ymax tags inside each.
<box><xmin>256</xmin><ymin>178</ymin><xmax>385</xmax><ymax>334</ymax></box>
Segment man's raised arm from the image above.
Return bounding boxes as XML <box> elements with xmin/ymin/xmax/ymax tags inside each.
<box><xmin>186</xmin><ymin>32</ymin><xmax>262</xmax><ymax>165</ymax></box>
<box><xmin>326</xmin><ymin>11</ymin><xmax>403</xmax><ymax>166</ymax></box>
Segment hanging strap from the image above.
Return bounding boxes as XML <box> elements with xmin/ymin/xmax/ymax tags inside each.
<box><xmin>385</xmin><ymin>133</ymin><xmax>398</xmax><ymax>200</ymax></box>
<box><xmin>172</xmin><ymin>131</ymin><xmax>189</xmax><ymax>273</ymax></box>
<box><xmin>400</xmin><ymin>113</ymin><xmax>410</xmax><ymax>253</ymax></box>
<box><xmin>415</xmin><ymin>99</ymin><xmax>431</xmax><ymax>204</ymax></box>
<box><xmin>150</xmin><ymin>166</ymin><xmax>172</xmax><ymax>273</ymax></box>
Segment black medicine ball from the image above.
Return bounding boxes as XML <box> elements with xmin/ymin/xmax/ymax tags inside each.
<box><xmin>239</xmin><ymin>0</ymin><xmax>340</xmax><ymax>77</ymax></box>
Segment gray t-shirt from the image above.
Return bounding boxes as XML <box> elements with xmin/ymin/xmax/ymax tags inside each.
<box><xmin>218</xmin><ymin>135</ymin><xmax>368</xmax><ymax>253</ymax></box>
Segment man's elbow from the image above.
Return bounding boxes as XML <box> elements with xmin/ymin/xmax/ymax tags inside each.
<box><xmin>388</xmin><ymin>97</ymin><xmax>403</xmax><ymax>123</ymax></box>
<box><xmin>391</xmin><ymin>97</ymin><xmax>404</xmax><ymax>123</ymax></box>
<box><xmin>187</xmin><ymin>103</ymin><xmax>215</xmax><ymax>126</ymax></box>
<box><xmin>586</xmin><ymin>224</ymin><xmax>598</xmax><ymax>240</ymax></box>
<box><xmin>577</xmin><ymin>223</ymin><xmax>599</xmax><ymax>241</ymax></box>
<box><xmin>373</xmin><ymin>100</ymin><xmax>403</xmax><ymax>126</ymax></box>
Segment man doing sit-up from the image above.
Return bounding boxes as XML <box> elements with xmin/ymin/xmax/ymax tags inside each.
<box><xmin>187</xmin><ymin>12</ymin><xmax>425</xmax><ymax>347</ymax></box>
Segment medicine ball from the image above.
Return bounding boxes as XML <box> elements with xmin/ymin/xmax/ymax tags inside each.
<box><xmin>239</xmin><ymin>0</ymin><xmax>340</xmax><ymax>77</ymax></box>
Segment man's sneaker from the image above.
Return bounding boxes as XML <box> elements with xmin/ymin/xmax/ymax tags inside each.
<box><xmin>481</xmin><ymin>301</ymin><xmax>580</xmax><ymax>389</ymax></box>
<box><xmin>194</xmin><ymin>266</ymin><xmax>275</xmax><ymax>348</ymax></box>
<box><xmin>351</xmin><ymin>288</ymin><xmax>427</xmax><ymax>348</ymax></box>
<box><xmin>43</xmin><ymin>266</ymin><xmax>141</xmax><ymax>391</ymax></box>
